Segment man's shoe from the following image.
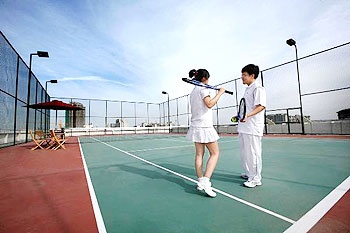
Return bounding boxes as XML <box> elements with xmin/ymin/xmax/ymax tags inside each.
<box><xmin>240</xmin><ymin>174</ymin><xmax>249</xmax><ymax>180</ymax></box>
<box><xmin>243</xmin><ymin>180</ymin><xmax>262</xmax><ymax>188</ymax></box>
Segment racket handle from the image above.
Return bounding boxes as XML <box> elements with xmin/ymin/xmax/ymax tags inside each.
<box><xmin>225</xmin><ymin>90</ymin><xmax>233</xmax><ymax>95</ymax></box>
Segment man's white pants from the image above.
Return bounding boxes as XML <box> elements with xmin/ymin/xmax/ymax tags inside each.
<box><xmin>239</xmin><ymin>133</ymin><xmax>262</xmax><ymax>182</ymax></box>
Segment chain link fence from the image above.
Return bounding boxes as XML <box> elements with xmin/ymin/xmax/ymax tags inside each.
<box><xmin>1</xmin><ymin>30</ymin><xmax>349</xmax><ymax>148</ymax></box>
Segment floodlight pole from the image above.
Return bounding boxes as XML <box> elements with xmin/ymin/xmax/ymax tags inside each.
<box><xmin>25</xmin><ymin>51</ymin><xmax>49</xmax><ymax>142</ymax></box>
<box><xmin>286</xmin><ymin>39</ymin><xmax>305</xmax><ymax>134</ymax></box>
<box><xmin>162</xmin><ymin>91</ymin><xmax>170</xmax><ymax>130</ymax></box>
<box><xmin>44</xmin><ymin>80</ymin><xmax>57</xmax><ymax>133</ymax></box>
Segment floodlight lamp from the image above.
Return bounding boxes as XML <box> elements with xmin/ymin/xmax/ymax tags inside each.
<box><xmin>286</xmin><ymin>39</ymin><xmax>296</xmax><ymax>46</ymax></box>
<box><xmin>37</xmin><ymin>51</ymin><xmax>49</xmax><ymax>57</ymax></box>
<box><xmin>50</xmin><ymin>79</ymin><xmax>58</xmax><ymax>83</ymax></box>
<box><xmin>162</xmin><ymin>91</ymin><xmax>168</xmax><ymax>94</ymax></box>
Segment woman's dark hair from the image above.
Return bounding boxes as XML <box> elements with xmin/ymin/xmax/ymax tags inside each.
<box><xmin>189</xmin><ymin>69</ymin><xmax>210</xmax><ymax>82</ymax></box>
<box><xmin>241</xmin><ymin>64</ymin><xmax>259</xmax><ymax>79</ymax></box>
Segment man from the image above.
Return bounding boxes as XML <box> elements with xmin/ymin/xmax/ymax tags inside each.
<box><xmin>237</xmin><ymin>64</ymin><xmax>266</xmax><ymax>188</ymax></box>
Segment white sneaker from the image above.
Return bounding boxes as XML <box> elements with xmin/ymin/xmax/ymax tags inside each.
<box><xmin>202</xmin><ymin>179</ymin><xmax>216</xmax><ymax>197</ymax></box>
<box><xmin>240</xmin><ymin>174</ymin><xmax>249</xmax><ymax>180</ymax></box>
<box><xmin>243</xmin><ymin>180</ymin><xmax>262</xmax><ymax>188</ymax></box>
<box><xmin>204</xmin><ymin>185</ymin><xmax>217</xmax><ymax>197</ymax></box>
<box><xmin>197</xmin><ymin>177</ymin><xmax>204</xmax><ymax>191</ymax></box>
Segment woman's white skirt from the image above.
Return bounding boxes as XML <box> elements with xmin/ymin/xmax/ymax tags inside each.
<box><xmin>186</xmin><ymin>126</ymin><xmax>220</xmax><ymax>143</ymax></box>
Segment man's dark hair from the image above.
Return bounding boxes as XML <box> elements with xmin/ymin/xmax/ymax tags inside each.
<box><xmin>242</xmin><ymin>64</ymin><xmax>259</xmax><ymax>79</ymax></box>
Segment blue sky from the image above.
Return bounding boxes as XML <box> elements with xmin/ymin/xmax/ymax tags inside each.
<box><xmin>1</xmin><ymin>0</ymin><xmax>350</xmax><ymax>108</ymax></box>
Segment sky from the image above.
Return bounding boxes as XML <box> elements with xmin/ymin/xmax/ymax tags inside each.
<box><xmin>1</xmin><ymin>0</ymin><xmax>350</xmax><ymax>120</ymax></box>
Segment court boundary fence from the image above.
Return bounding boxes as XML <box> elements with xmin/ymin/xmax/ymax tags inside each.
<box><xmin>1</xmin><ymin>30</ymin><xmax>349</xmax><ymax>148</ymax></box>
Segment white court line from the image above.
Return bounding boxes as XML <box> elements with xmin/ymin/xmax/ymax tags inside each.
<box><xmin>128</xmin><ymin>144</ymin><xmax>192</xmax><ymax>153</ymax></box>
<box><xmin>127</xmin><ymin>138</ymin><xmax>236</xmax><ymax>153</ymax></box>
<box><xmin>283</xmin><ymin>176</ymin><xmax>350</xmax><ymax>233</ymax></box>
<box><xmin>158</xmin><ymin>138</ymin><xmax>189</xmax><ymax>142</ymax></box>
<box><xmin>212</xmin><ymin>188</ymin><xmax>295</xmax><ymax>224</ymax></box>
<box><xmin>93</xmin><ymin>137</ymin><xmax>295</xmax><ymax>224</ymax></box>
<box><xmin>78</xmin><ymin>138</ymin><xmax>107</xmax><ymax>233</ymax></box>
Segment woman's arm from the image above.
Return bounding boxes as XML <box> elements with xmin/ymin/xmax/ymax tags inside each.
<box><xmin>203</xmin><ymin>88</ymin><xmax>226</xmax><ymax>109</ymax></box>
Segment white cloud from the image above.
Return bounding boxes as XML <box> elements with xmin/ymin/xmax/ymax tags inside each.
<box><xmin>1</xmin><ymin>0</ymin><xmax>349</xmax><ymax>119</ymax></box>
<box><xmin>58</xmin><ymin>76</ymin><xmax>131</xmax><ymax>87</ymax></box>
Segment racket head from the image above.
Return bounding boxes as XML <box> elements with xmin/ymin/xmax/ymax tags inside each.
<box><xmin>237</xmin><ymin>98</ymin><xmax>246</xmax><ymax>120</ymax></box>
<box><xmin>182</xmin><ymin>77</ymin><xmax>233</xmax><ymax>95</ymax></box>
<box><xmin>182</xmin><ymin>78</ymin><xmax>203</xmax><ymax>87</ymax></box>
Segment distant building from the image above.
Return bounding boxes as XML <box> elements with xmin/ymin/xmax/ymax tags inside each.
<box><xmin>116</xmin><ymin>119</ymin><xmax>127</xmax><ymax>127</ymax></box>
<box><xmin>337</xmin><ymin>108</ymin><xmax>350</xmax><ymax>119</ymax></box>
<box><xmin>266</xmin><ymin>113</ymin><xmax>310</xmax><ymax>124</ymax></box>
<box><xmin>266</xmin><ymin>114</ymin><xmax>288</xmax><ymax>124</ymax></box>
<box><xmin>65</xmin><ymin>102</ymin><xmax>85</xmax><ymax>128</ymax></box>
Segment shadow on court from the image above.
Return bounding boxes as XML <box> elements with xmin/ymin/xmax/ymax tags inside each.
<box><xmin>160</xmin><ymin>163</ymin><xmax>244</xmax><ymax>185</ymax></box>
<box><xmin>111</xmin><ymin>163</ymin><xmax>204</xmax><ymax>196</ymax></box>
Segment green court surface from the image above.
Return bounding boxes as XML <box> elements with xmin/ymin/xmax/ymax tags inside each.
<box><xmin>79</xmin><ymin>135</ymin><xmax>350</xmax><ymax>233</ymax></box>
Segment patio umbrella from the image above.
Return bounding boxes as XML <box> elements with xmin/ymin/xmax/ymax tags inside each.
<box><xmin>27</xmin><ymin>100</ymin><xmax>84</xmax><ymax>110</ymax></box>
<box><xmin>26</xmin><ymin>100</ymin><xmax>84</xmax><ymax>127</ymax></box>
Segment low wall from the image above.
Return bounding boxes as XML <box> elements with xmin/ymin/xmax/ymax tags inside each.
<box><xmin>1</xmin><ymin>121</ymin><xmax>349</xmax><ymax>148</ymax></box>
<box><xmin>216</xmin><ymin>120</ymin><xmax>350</xmax><ymax>135</ymax></box>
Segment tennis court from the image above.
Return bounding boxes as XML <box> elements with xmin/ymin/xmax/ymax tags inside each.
<box><xmin>79</xmin><ymin>134</ymin><xmax>350</xmax><ymax>233</ymax></box>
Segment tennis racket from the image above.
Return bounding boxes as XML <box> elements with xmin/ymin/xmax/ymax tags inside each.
<box><xmin>182</xmin><ymin>78</ymin><xmax>233</xmax><ymax>95</ymax></box>
<box><xmin>231</xmin><ymin>98</ymin><xmax>246</xmax><ymax>122</ymax></box>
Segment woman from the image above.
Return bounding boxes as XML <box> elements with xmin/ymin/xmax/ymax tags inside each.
<box><xmin>186</xmin><ymin>69</ymin><xmax>225</xmax><ymax>197</ymax></box>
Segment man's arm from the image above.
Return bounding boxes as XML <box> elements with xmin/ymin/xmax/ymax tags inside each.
<box><xmin>241</xmin><ymin>104</ymin><xmax>265</xmax><ymax>122</ymax></box>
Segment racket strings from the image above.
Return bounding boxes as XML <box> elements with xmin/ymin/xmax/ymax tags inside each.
<box><xmin>238</xmin><ymin>98</ymin><xmax>246</xmax><ymax>119</ymax></box>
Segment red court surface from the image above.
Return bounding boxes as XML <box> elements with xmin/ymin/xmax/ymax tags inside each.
<box><xmin>309</xmin><ymin>190</ymin><xmax>350</xmax><ymax>233</ymax></box>
<box><xmin>0</xmin><ymin>135</ymin><xmax>349</xmax><ymax>233</ymax></box>
<box><xmin>0</xmin><ymin>137</ymin><xmax>98</xmax><ymax>233</ymax></box>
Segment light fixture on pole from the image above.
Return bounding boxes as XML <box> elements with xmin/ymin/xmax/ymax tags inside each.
<box><xmin>25</xmin><ymin>51</ymin><xmax>50</xmax><ymax>142</ymax></box>
<box><xmin>36</xmin><ymin>51</ymin><xmax>49</xmax><ymax>58</ymax></box>
<box><xmin>286</xmin><ymin>38</ymin><xmax>305</xmax><ymax>134</ymax></box>
<box><xmin>45</xmin><ymin>79</ymin><xmax>58</xmax><ymax>98</ymax></box>
<box><xmin>162</xmin><ymin>91</ymin><xmax>170</xmax><ymax>127</ymax></box>
<box><xmin>45</xmin><ymin>79</ymin><xmax>58</xmax><ymax>133</ymax></box>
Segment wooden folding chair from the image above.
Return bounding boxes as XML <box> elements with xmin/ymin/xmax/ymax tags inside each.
<box><xmin>30</xmin><ymin>130</ymin><xmax>49</xmax><ymax>150</ymax></box>
<box><xmin>48</xmin><ymin>130</ymin><xmax>66</xmax><ymax>150</ymax></box>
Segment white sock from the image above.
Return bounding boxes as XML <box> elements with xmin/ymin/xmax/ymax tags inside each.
<box><xmin>202</xmin><ymin>177</ymin><xmax>210</xmax><ymax>184</ymax></box>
